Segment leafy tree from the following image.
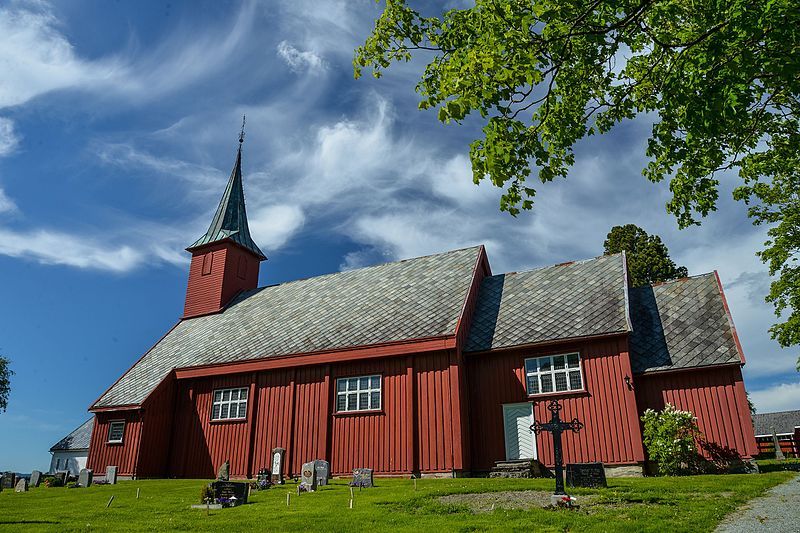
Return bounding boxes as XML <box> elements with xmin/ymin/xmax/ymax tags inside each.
<box><xmin>0</xmin><ymin>356</ymin><xmax>12</xmax><ymax>413</ymax></box>
<box><xmin>355</xmin><ymin>0</ymin><xmax>800</xmax><ymax>364</ymax></box>
<box><xmin>604</xmin><ymin>224</ymin><xmax>688</xmax><ymax>286</ymax></box>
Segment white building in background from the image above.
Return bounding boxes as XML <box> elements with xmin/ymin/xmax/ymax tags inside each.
<box><xmin>49</xmin><ymin>418</ymin><xmax>93</xmax><ymax>475</ymax></box>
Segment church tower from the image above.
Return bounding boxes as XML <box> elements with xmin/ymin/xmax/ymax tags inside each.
<box><xmin>183</xmin><ymin>123</ymin><xmax>266</xmax><ymax>318</ymax></box>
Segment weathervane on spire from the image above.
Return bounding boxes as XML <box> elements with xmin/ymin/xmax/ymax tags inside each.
<box><xmin>239</xmin><ymin>114</ymin><xmax>246</xmax><ymax>145</ymax></box>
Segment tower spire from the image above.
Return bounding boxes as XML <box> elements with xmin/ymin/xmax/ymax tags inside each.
<box><xmin>186</xmin><ymin>120</ymin><xmax>266</xmax><ymax>260</ymax></box>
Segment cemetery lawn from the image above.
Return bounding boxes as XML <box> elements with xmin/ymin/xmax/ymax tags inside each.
<box><xmin>0</xmin><ymin>473</ymin><xmax>794</xmax><ymax>532</ymax></box>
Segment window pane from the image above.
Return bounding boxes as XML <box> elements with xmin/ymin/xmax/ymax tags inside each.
<box><xmin>238</xmin><ymin>402</ymin><xmax>248</xmax><ymax>418</ymax></box>
<box><xmin>222</xmin><ymin>390</ymin><xmax>230</xmax><ymax>401</ymax></box>
<box><xmin>555</xmin><ymin>372</ymin><xmax>568</xmax><ymax>391</ymax></box>
<box><xmin>370</xmin><ymin>391</ymin><xmax>380</xmax><ymax>409</ymax></box>
<box><xmin>539</xmin><ymin>358</ymin><xmax>551</xmax><ymax>372</ymax></box>
<box><xmin>348</xmin><ymin>378</ymin><xmax>358</xmax><ymax>391</ymax></box>
<box><xmin>359</xmin><ymin>377</ymin><xmax>369</xmax><ymax>390</ymax></box>
<box><xmin>525</xmin><ymin>359</ymin><xmax>538</xmax><ymax>374</ymax></box>
<box><xmin>240</xmin><ymin>389</ymin><xmax>248</xmax><ymax>400</ymax></box>
<box><xmin>370</xmin><ymin>375</ymin><xmax>380</xmax><ymax>389</ymax></box>
<box><xmin>347</xmin><ymin>394</ymin><xmax>357</xmax><ymax>411</ymax></box>
<box><xmin>221</xmin><ymin>404</ymin><xmax>229</xmax><ymax>419</ymax></box>
<box><xmin>212</xmin><ymin>405</ymin><xmax>221</xmax><ymax>419</ymax></box>
<box><xmin>214</xmin><ymin>391</ymin><xmax>222</xmax><ymax>402</ymax></box>
<box><xmin>359</xmin><ymin>392</ymin><xmax>369</xmax><ymax>409</ymax></box>
<box><xmin>540</xmin><ymin>374</ymin><xmax>553</xmax><ymax>393</ymax></box>
<box><xmin>567</xmin><ymin>354</ymin><xmax>579</xmax><ymax>368</ymax></box>
<box><xmin>337</xmin><ymin>379</ymin><xmax>346</xmax><ymax>392</ymax></box>
<box><xmin>230</xmin><ymin>389</ymin><xmax>239</xmax><ymax>401</ymax></box>
<box><xmin>337</xmin><ymin>395</ymin><xmax>346</xmax><ymax>411</ymax></box>
<box><xmin>553</xmin><ymin>355</ymin><xmax>565</xmax><ymax>370</ymax></box>
<box><xmin>526</xmin><ymin>376</ymin><xmax>539</xmax><ymax>395</ymax></box>
<box><xmin>569</xmin><ymin>370</ymin><xmax>582</xmax><ymax>390</ymax></box>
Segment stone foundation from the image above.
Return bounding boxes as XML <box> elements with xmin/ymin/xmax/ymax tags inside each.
<box><xmin>604</xmin><ymin>464</ymin><xmax>643</xmax><ymax>477</ymax></box>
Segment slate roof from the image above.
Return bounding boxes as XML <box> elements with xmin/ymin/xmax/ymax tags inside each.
<box><xmin>628</xmin><ymin>273</ymin><xmax>743</xmax><ymax>373</ymax></box>
<box><xmin>187</xmin><ymin>146</ymin><xmax>266</xmax><ymax>260</ymax></box>
<box><xmin>50</xmin><ymin>418</ymin><xmax>93</xmax><ymax>452</ymax></box>
<box><xmin>752</xmin><ymin>410</ymin><xmax>800</xmax><ymax>437</ymax></box>
<box><xmin>93</xmin><ymin>246</ymin><xmax>482</xmax><ymax>408</ymax></box>
<box><xmin>464</xmin><ymin>254</ymin><xmax>630</xmax><ymax>352</ymax></box>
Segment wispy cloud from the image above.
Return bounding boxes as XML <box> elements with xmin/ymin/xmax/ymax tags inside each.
<box><xmin>0</xmin><ymin>117</ymin><xmax>20</xmax><ymax>156</ymax></box>
<box><xmin>277</xmin><ymin>41</ymin><xmax>326</xmax><ymax>74</ymax></box>
<box><xmin>0</xmin><ymin>188</ymin><xmax>17</xmax><ymax>214</ymax></box>
<box><xmin>750</xmin><ymin>380</ymin><xmax>800</xmax><ymax>413</ymax></box>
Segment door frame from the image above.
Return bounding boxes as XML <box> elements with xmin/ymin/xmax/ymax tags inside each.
<box><xmin>502</xmin><ymin>402</ymin><xmax>537</xmax><ymax>461</ymax></box>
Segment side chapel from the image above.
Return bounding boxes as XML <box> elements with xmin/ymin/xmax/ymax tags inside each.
<box><xmin>87</xmin><ymin>140</ymin><xmax>757</xmax><ymax>479</ymax></box>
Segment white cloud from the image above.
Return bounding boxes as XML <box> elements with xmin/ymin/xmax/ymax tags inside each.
<box><xmin>277</xmin><ymin>41</ymin><xmax>326</xmax><ymax>74</ymax></box>
<box><xmin>0</xmin><ymin>227</ymin><xmax>143</xmax><ymax>272</ymax></box>
<box><xmin>249</xmin><ymin>204</ymin><xmax>305</xmax><ymax>250</ymax></box>
<box><xmin>0</xmin><ymin>188</ymin><xmax>17</xmax><ymax>214</ymax></box>
<box><xmin>0</xmin><ymin>117</ymin><xmax>20</xmax><ymax>156</ymax></box>
<box><xmin>750</xmin><ymin>381</ymin><xmax>800</xmax><ymax>414</ymax></box>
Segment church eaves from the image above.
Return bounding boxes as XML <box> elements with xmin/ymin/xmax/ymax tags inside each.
<box><xmin>186</xmin><ymin>144</ymin><xmax>266</xmax><ymax>260</ymax></box>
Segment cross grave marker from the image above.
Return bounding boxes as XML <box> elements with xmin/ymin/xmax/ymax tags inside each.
<box><xmin>530</xmin><ymin>399</ymin><xmax>583</xmax><ymax>499</ymax></box>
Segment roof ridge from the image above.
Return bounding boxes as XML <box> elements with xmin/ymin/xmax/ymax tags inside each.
<box><xmin>489</xmin><ymin>252</ymin><xmax>623</xmax><ymax>278</ymax></box>
<box><xmin>646</xmin><ymin>271</ymin><xmax>716</xmax><ymax>288</ymax></box>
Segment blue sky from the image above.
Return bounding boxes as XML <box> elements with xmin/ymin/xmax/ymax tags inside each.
<box><xmin>0</xmin><ymin>0</ymin><xmax>797</xmax><ymax>473</ymax></box>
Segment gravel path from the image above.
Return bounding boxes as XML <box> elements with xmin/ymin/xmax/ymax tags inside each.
<box><xmin>715</xmin><ymin>474</ymin><xmax>800</xmax><ymax>532</ymax></box>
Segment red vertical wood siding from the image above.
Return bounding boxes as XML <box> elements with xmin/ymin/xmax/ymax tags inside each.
<box><xmin>635</xmin><ymin>365</ymin><xmax>758</xmax><ymax>458</ymax></box>
<box><xmin>466</xmin><ymin>336</ymin><xmax>645</xmax><ymax>470</ymax></box>
<box><xmin>136</xmin><ymin>376</ymin><xmax>176</xmax><ymax>478</ymax></box>
<box><xmin>87</xmin><ymin>410</ymin><xmax>143</xmax><ymax>477</ymax></box>
<box><xmin>250</xmin><ymin>368</ymin><xmax>294</xmax><ymax>474</ymax></box>
<box><xmin>183</xmin><ymin>242</ymin><xmax>260</xmax><ymax>318</ymax></box>
<box><xmin>416</xmin><ymin>350</ymin><xmax>457</xmax><ymax>472</ymax></box>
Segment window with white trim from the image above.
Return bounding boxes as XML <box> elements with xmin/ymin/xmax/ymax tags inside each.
<box><xmin>211</xmin><ymin>387</ymin><xmax>248</xmax><ymax>420</ymax></box>
<box><xmin>336</xmin><ymin>375</ymin><xmax>381</xmax><ymax>412</ymax></box>
<box><xmin>524</xmin><ymin>353</ymin><xmax>583</xmax><ymax>395</ymax></box>
<box><xmin>108</xmin><ymin>420</ymin><xmax>125</xmax><ymax>443</ymax></box>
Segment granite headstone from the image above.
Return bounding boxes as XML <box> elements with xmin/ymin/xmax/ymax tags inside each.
<box><xmin>105</xmin><ymin>466</ymin><xmax>118</xmax><ymax>485</ymax></box>
<box><xmin>350</xmin><ymin>468</ymin><xmax>373</xmax><ymax>488</ymax></box>
<box><xmin>300</xmin><ymin>461</ymin><xmax>317</xmax><ymax>491</ymax></box>
<box><xmin>314</xmin><ymin>460</ymin><xmax>330</xmax><ymax>486</ymax></box>
<box><xmin>271</xmin><ymin>447</ymin><xmax>285</xmax><ymax>484</ymax></box>
<box><xmin>15</xmin><ymin>478</ymin><xmax>28</xmax><ymax>492</ymax></box>
<box><xmin>30</xmin><ymin>470</ymin><xmax>42</xmax><ymax>488</ymax></box>
<box><xmin>1</xmin><ymin>472</ymin><xmax>15</xmax><ymax>490</ymax></box>
<box><xmin>211</xmin><ymin>481</ymin><xmax>248</xmax><ymax>506</ymax></box>
<box><xmin>78</xmin><ymin>468</ymin><xmax>93</xmax><ymax>488</ymax></box>
<box><xmin>217</xmin><ymin>459</ymin><xmax>230</xmax><ymax>481</ymax></box>
<box><xmin>566</xmin><ymin>462</ymin><xmax>607</xmax><ymax>488</ymax></box>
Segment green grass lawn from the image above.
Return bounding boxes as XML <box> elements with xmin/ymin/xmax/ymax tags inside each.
<box><xmin>0</xmin><ymin>473</ymin><xmax>794</xmax><ymax>532</ymax></box>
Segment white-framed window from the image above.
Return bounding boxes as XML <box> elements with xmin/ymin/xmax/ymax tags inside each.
<box><xmin>108</xmin><ymin>420</ymin><xmax>125</xmax><ymax>443</ymax></box>
<box><xmin>336</xmin><ymin>375</ymin><xmax>381</xmax><ymax>412</ymax></box>
<box><xmin>524</xmin><ymin>353</ymin><xmax>583</xmax><ymax>396</ymax></box>
<box><xmin>211</xmin><ymin>387</ymin><xmax>248</xmax><ymax>421</ymax></box>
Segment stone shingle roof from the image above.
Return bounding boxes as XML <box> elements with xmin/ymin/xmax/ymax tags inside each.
<box><xmin>464</xmin><ymin>254</ymin><xmax>630</xmax><ymax>352</ymax></box>
<box><xmin>752</xmin><ymin>410</ymin><xmax>800</xmax><ymax>437</ymax></box>
<box><xmin>50</xmin><ymin>418</ymin><xmax>93</xmax><ymax>452</ymax></box>
<box><xmin>628</xmin><ymin>273</ymin><xmax>743</xmax><ymax>373</ymax></box>
<box><xmin>93</xmin><ymin>246</ymin><xmax>481</xmax><ymax>408</ymax></box>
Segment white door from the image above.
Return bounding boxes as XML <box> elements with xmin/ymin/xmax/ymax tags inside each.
<box><xmin>502</xmin><ymin>402</ymin><xmax>537</xmax><ymax>460</ymax></box>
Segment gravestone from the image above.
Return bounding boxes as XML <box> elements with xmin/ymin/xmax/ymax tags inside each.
<box><xmin>566</xmin><ymin>463</ymin><xmax>607</xmax><ymax>488</ymax></box>
<box><xmin>271</xmin><ymin>447</ymin><xmax>285</xmax><ymax>484</ymax></box>
<box><xmin>211</xmin><ymin>481</ymin><xmax>248</xmax><ymax>507</ymax></box>
<box><xmin>15</xmin><ymin>478</ymin><xmax>28</xmax><ymax>492</ymax></box>
<box><xmin>300</xmin><ymin>461</ymin><xmax>317</xmax><ymax>491</ymax></box>
<box><xmin>105</xmin><ymin>466</ymin><xmax>118</xmax><ymax>485</ymax></box>
<box><xmin>256</xmin><ymin>468</ymin><xmax>271</xmax><ymax>489</ymax></box>
<box><xmin>530</xmin><ymin>399</ymin><xmax>584</xmax><ymax>502</ymax></box>
<box><xmin>217</xmin><ymin>459</ymin><xmax>230</xmax><ymax>481</ymax></box>
<box><xmin>30</xmin><ymin>470</ymin><xmax>42</xmax><ymax>488</ymax></box>
<box><xmin>78</xmin><ymin>468</ymin><xmax>93</xmax><ymax>488</ymax></box>
<box><xmin>350</xmin><ymin>468</ymin><xmax>373</xmax><ymax>488</ymax></box>
<box><xmin>314</xmin><ymin>460</ymin><xmax>330</xmax><ymax>486</ymax></box>
<box><xmin>54</xmin><ymin>471</ymin><xmax>67</xmax><ymax>485</ymax></box>
<box><xmin>1</xmin><ymin>472</ymin><xmax>15</xmax><ymax>490</ymax></box>
<box><xmin>772</xmin><ymin>433</ymin><xmax>786</xmax><ymax>460</ymax></box>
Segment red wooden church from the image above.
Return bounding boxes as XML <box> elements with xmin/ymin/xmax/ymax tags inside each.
<box><xmin>87</xmin><ymin>143</ymin><xmax>757</xmax><ymax>479</ymax></box>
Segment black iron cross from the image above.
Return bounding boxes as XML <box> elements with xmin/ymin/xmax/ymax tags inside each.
<box><xmin>530</xmin><ymin>399</ymin><xmax>583</xmax><ymax>495</ymax></box>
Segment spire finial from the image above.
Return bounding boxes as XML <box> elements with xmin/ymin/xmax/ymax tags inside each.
<box><xmin>239</xmin><ymin>114</ymin><xmax>246</xmax><ymax>146</ymax></box>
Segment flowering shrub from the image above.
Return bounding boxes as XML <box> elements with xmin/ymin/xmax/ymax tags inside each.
<box><xmin>641</xmin><ymin>404</ymin><xmax>700</xmax><ymax>475</ymax></box>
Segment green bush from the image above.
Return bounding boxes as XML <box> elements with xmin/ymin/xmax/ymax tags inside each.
<box><xmin>199</xmin><ymin>484</ymin><xmax>215</xmax><ymax>504</ymax></box>
<box><xmin>42</xmin><ymin>476</ymin><xmax>63</xmax><ymax>488</ymax></box>
<box><xmin>641</xmin><ymin>404</ymin><xmax>701</xmax><ymax>475</ymax></box>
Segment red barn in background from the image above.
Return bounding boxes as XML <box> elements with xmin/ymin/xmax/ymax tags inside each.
<box><xmin>87</xmin><ymin>143</ymin><xmax>757</xmax><ymax>479</ymax></box>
